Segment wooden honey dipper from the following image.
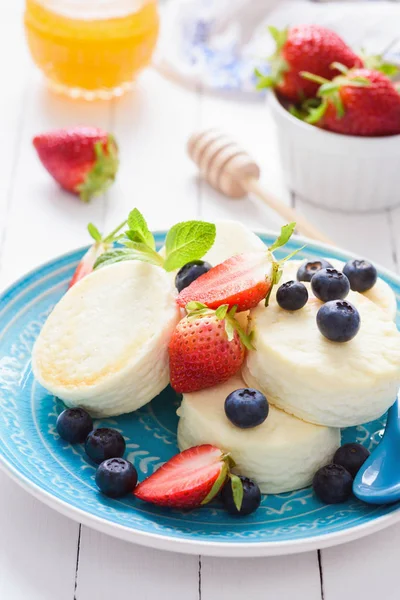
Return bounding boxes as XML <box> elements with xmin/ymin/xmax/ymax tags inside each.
<box><xmin>188</xmin><ymin>129</ymin><xmax>334</xmax><ymax>245</ymax></box>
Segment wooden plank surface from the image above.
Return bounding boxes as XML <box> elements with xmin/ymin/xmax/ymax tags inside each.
<box><xmin>1</xmin><ymin>2</ymin><xmax>400</xmax><ymax>600</ymax></box>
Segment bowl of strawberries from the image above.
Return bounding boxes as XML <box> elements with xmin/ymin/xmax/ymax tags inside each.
<box><xmin>257</xmin><ymin>25</ymin><xmax>400</xmax><ymax>213</ymax></box>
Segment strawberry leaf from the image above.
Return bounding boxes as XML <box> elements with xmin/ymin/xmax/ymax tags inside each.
<box><xmin>265</xmin><ymin>261</ymin><xmax>281</xmax><ymax>307</ymax></box>
<box><xmin>216</xmin><ymin>304</ymin><xmax>229</xmax><ymax>320</ymax></box>
<box><xmin>330</xmin><ymin>62</ymin><xmax>349</xmax><ymax>75</ymax></box>
<box><xmin>127</xmin><ymin>208</ymin><xmax>155</xmax><ymax>250</ymax></box>
<box><xmin>77</xmin><ymin>135</ymin><xmax>119</xmax><ymax>203</ymax></box>
<box><xmin>305</xmin><ymin>101</ymin><xmax>328</xmax><ymax>124</ymax></box>
<box><xmin>224</xmin><ymin>311</ymin><xmax>254</xmax><ymax>350</ymax></box>
<box><xmin>87</xmin><ymin>222</ymin><xmax>102</xmax><ymax>242</ymax></box>
<box><xmin>186</xmin><ymin>301</ymin><xmax>208</xmax><ymax>313</ymax></box>
<box><xmin>201</xmin><ymin>462</ymin><xmax>228</xmax><ymax>506</ymax></box>
<box><xmin>164</xmin><ymin>221</ymin><xmax>216</xmax><ymax>272</ymax></box>
<box><xmin>224</xmin><ymin>319</ymin><xmax>235</xmax><ymax>342</ymax></box>
<box><xmin>300</xmin><ymin>71</ymin><xmax>329</xmax><ymax>86</ymax></box>
<box><xmin>362</xmin><ymin>52</ymin><xmax>399</xmax><ymax>78</ymax></box>
<box><xmin>255</xmin><ymin>74</ymin><xmax>275</xmax><ymax>90</ymax></box>
<box><xmin>268</xmin><ymin>25</ymin><xmax>289</xmax><ymax>53</ymax></box>
<box><xmin>230</xmin><ymin>474</ymin><xmax>244</xmax><ymax>512</ymax></box>
<box><xmin>269</xmin><ymin>222</ymin><xmax>296</xmax><ymax>252</ymax></box>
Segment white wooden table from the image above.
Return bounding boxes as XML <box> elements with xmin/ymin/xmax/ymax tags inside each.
<box><xmin>1</xmin><ymin>2</ymin><xmax>400</xmax><ymax>598</ymax></box>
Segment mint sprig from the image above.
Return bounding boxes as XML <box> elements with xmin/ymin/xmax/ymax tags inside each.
<box><xmin>164</xmin><ymin>220</ymin><xmax>216</xmax><ymax>272</ymax></box>
<box><xmin>93</xmin><ymin>208</ymin><xmax>216</xmax><ymax>272</ymax></box>
<box><xmin>185</xmin><ymin>302</ymin><xmax>254</xmax><ymax>350</ymax></box>
<box><xmin>268</xmin><ymin>222</ymin><xmax>296</xmax><ymax>252</ymax></box>
<box><xmin>265</xmin><ymin>223</ymin><xmax>306</xmax><ymax>306</ymax></box>
<box><xmin>86</xmin><ymin>218</ymin><xmax>128</xmax><ymax>248</ymax></box>
<box><xmin>127</xmin><ymin>207</ymin><xmax>155</xmax><ymax>249</ymax></box>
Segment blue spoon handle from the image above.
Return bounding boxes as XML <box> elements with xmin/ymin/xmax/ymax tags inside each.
<box><xmin>353</xmin><ymin>397</ymin><xmax>400</xmax><ymax>504</ymax></box>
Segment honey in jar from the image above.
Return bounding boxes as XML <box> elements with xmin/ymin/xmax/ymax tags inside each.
<box><xmin>24</xmin><ymin>0</ymin><xmax>159</xmax><ymax>99</ymax></box>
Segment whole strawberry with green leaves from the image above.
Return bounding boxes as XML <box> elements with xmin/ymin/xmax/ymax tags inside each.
<box><xmin>33</xmin><ymin>126</ymin><xmax>119</xmax><ymax>202</ymax></box>
<box><xmin>169</xmin><ymin>303</ymin><xmax>253</xmax><ymax>393</ymax></box>
<box><xmin>256</xmin><ymin>24</ymin><xmax>362</xmax><ymax>102</ymax></box>
<box><xmin>302</xmin><ymin>65</ymin><xmax>400</xmax><ymax>136</ymax></box>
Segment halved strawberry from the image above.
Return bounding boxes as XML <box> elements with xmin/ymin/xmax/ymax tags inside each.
<box><xmin>134</xmin><ymin>445</ymin><xmax>233</xmax><ymax>509</ymax></box>
<box><xmin>177</xmin><ymin>251</ymin><xmax>274</xmax><ymax>312</ymax></box>
<box><xmin>68</xmin><ymin>219</ymin><xmax>127</xmax><ymax>288</ymax></box>
<box><xmin>69</xmin><ymin>243</ymin><xmax>107</xmax><ymax>288</ymax></box>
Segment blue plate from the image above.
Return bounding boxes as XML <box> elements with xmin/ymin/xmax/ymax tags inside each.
<box><xmin>1</xmin><ymin>231</ymin><xmax>400</xmax><ymax>557</ymax></box>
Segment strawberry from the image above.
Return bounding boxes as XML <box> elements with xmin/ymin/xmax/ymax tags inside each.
<box><xmin>303</xmin><ymin>66</ymin><xmax>400</xmax><ymax>136</ymax></box>
<box><xmin>33</xmin><ymin>127</ymin><xmax>119</xmax><ymax>202</ymax></box>
<box><xmin>177</xmin><ymin>251</ymin><xmax>274</xmax><ymax>312</ymax></box>
<box><xmin>68</xmin><ymin>220</ymin><xmax>127</xmax><ymax>288</ymax></box>
<box><xmin>256</xmin><ymin>25</ymin><xmax>362</xmax><ymax>102</ymax></box>
<box><xmin>134</xmin><ymin>445</ymin><xmax>235</xmax><ymax>509</ymax></box>
<box><xmin>169</xmin><ymin>303</ymin><xmax>252</xmax><ymax>393</ymax></box>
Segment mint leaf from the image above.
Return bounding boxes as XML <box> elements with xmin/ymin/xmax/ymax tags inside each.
<box><xmin>230</xmin><ymin>474</ymin><xmax>244</xmax><ymax>512</ymax></box>
<box><xmin>269</xmin><ymin>222</ymin><xmax>296</xmax><ymax>252</ymax></box>
<box><xmin>102</xmin><ymin>219</ymin><xmax>128</xmax><ymax>243</ymax></box>
<box><xmin>164</xmin><ymin>221</ymin><xmax>216</xmax><ymax>272</ymax></box>
<box><xmin>94</xmin><ymin>245</ymin><xmax>164</xmax><ymax>270</ymax></box>
<box><xmin>87</xmin><ymin>222</ymin><xmax>102</xmax><ymax>242</ymax></box>
<box><xmin>127</xmin><ymin>208</ymin><xmax>155</xmax><ymax>250</ymax></box>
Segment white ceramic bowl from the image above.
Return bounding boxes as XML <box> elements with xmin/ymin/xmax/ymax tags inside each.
<box><xmin>268</xmin><ymin>91</ymin><xmax>400</xmax><ymax>213</ymax></box>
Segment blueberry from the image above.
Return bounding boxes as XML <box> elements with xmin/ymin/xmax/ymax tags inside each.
<box><xmin>225</xmin><ymin>388</ymin><xmax>269</xmax><ymax>429</ymax></box>
<box><xmin>95</xmin><ymin>458</ymin><xmax>138</xmax><ymax>498</ymax></box>
<box><xmin>221</xmin><ymin>476</ymin><xmax>261</xmax><ymax>516</ymax></box>
<box><xmin>56</xmin><ymin>408</ymin><xmax>93</xmax><ymax>444</ymax></box>
<box><xmin>175</xmin><ymin>260</ymin><xmax>212</xmax><ymax>292</ymax></box>
<box><xmin>313</xmin><ymin>464</ymin><xmax>353</xmax><ymax>504</ymax></box>
<box><xmin>333</xmin><ymin>443</ymin><xmax>370</xmax><ymax>478</ymax></box>
<box><xmin>317</xmin><ymin>300</ymin><xmax>360</xmax><ymax>342</ymax></box>
<box><xmin>343</xmin><ymin>259</ymin><xmax>377</xmax><ymax>293</ymax></box>
<box><xmin>297</xmin><ymin>258</ymin><xmax>333</xmax><ymax>282</ymax></box>
<box><xmin>85</xmin><ymin>428</ymin><xmax>126</xmax><ymax>464</ymax></box>
<box><xmin>276</xmin><ymin>280</ymin><xmax>308</xmax><ymax>311</ymax></box>
<box><xmin>311</xmin><ymin>268</ymin><xmax>350</xmax><ymax>302</ymax></box>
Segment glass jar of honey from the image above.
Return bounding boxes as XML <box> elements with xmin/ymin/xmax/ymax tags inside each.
<box><xmin>24</xmin><ymin>0</ymin><xmax>159</xmax><ymax>99</ymax></box>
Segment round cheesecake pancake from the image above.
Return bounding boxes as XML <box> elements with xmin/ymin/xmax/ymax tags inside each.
<box><xmin>202</xmin><ymin>219</ymin><xmax>266</xmax><ymax>266</ymax></box>
<box><xmin>281</xmin><ymin>258</ymin><xmax>397</xmax><ymax>321</ymax></box>
<box><xmin>32</xmin><ymin>261</ymin><xmax>181</xmax><ymax>417</ymax></box>
<box><xmin>177</xmin><ymin>376</ymin><xmax>340</xmax><ymax>494</ymax></box>
<box><xmin>243</xmin><ymin>288</ymin><xmax>400</xmax><ymax>428</ymax></box>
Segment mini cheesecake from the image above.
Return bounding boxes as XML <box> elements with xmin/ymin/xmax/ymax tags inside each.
<box><xmin>243</xmin><ymin>289</ymin><xmax>400</xmax><ymax>428</ymax></box>
<box><xmin>32</xmin><ymin>261</ymin><xmax>181</xmax><ymax>417</ymax></box>
<box><xmin>177</xmin><ymin>376</ymin><xmax>340</xmax><ymax>494</ymax></box>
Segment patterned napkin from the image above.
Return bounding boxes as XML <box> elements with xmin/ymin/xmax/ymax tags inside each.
<box><xmin>154</xmin><ymin>0</ymin><xmax>400</xmax><ymax>95</ymax></box>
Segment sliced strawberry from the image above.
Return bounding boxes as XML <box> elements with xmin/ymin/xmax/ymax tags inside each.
<box><xmin>68</xmin><ymin>243</ymin><xmax>108</xmax><ymax>288</ymax></box>
<box><xmin>177</xmin><ymin>251</ymin><xmax>274</xmax><ymax>312</ymax></box>
<box><xmin>33</xmin><ymin>127</ymin><xmax>119</xmax><ymax>202</ymax></box>
<box><xmin>134</xmin><ymin>445</ymin><xmax>231</xmax><ymax>509</ymax></box>
<box><xmin>169</xmin><ymin>304</ymin><xmax>252</xmax><ymax>393</ymax></box>
<box><xmin>68</xmin><ymin>219</ymin><xmax>127</xmax><ymax>288</ymax></box>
